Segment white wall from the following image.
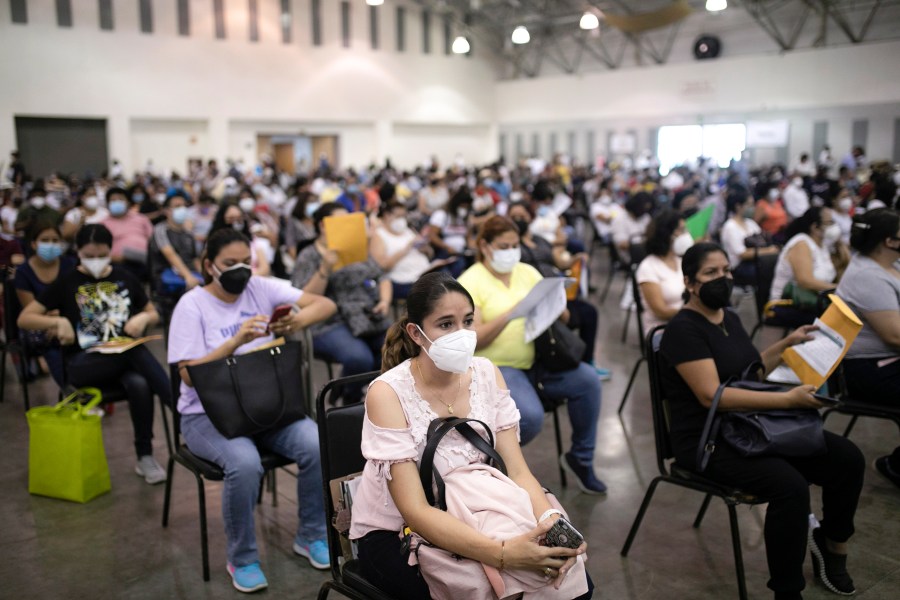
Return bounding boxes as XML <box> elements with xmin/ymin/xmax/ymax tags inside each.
<box><xmin>496</xmin><ymin>41</ymin><xmax>900</xmax><ymax>164</ymax></box>
<box><xmin>0</xmin><ymin>0</ymin><xmax>500</xmax><ymax>174</ymax></box>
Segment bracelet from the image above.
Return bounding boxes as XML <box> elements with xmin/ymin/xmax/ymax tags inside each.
<box><xmin>499</xmin><ymin>540</ymin><xmax>505</xmax><ymax>571</ymax></box>
<box><xmin>539</xmin><ymin>509</ymin><xmax>563</xmax><ymax>523</ymax></box>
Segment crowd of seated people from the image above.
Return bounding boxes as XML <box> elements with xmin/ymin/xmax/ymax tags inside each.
<box><xmin>2</xmin><ymin>145</ymin><xmax>899</xmax><ymax>597</ymax></box>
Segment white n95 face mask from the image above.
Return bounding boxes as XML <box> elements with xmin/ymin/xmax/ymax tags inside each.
<box><xmin>416</xmin><ymin>326</ymin><xmax>477</xmax><ymax>374</ymax></box>
<box><xmin>490</xmin><ymin>247</ymin><xmax>520</xmax><ymax>273</ymax></box>
<box><xmin>672</xmin><ymin>232</ymin><xmax>694</xmax><ymax>257</ymax></box>
<box><xmin>81</xmin><ymin>257</ymin><xmax>111</xmax><ymax>279</ymax></box>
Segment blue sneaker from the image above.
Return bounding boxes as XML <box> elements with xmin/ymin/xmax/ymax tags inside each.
<box><xmin>226</xmin><ymin>561</ymin><xmax>268</xmax><ymax>593</ymax></box>
<box><xmin>560</xmin><ymin>452</ymin><xmax>608</xmax><ymax>495</ymax></box>
<box><xmin>293</xmin><ymin>539</ymin><xmax>330</xmax><ymax>570</ymax></box>
<box><xmin>594</xmin><ymin>367</ymin><xmax>612</xmax><ymax>381</ymax></box>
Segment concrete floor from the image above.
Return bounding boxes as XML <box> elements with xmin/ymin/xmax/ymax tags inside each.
<box><xmin>2</xmin><ymin>268</ymin><xmax>899</xmax><ymax>600</ymax></box>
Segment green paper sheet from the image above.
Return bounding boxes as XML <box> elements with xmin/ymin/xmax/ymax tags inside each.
<box><xmin>685</xmin><ymin>204</ymin><xmax>714</xmax><ymax>240</ymax></box>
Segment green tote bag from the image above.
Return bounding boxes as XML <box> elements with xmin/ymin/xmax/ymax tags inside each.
<box><xmin>26</xmin><ymin>388</ymin><xmax>112</xmax><ymax>503</ymax></box>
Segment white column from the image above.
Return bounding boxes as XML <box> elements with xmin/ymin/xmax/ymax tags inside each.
<box><xmin>209</xmin><ymin>116</ymin><xmax>230</xmax><ymax>168</ymax></box>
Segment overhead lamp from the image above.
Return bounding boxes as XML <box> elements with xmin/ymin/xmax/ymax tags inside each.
<box><xmin>366</xmin><ymin>0</ymin><xmax>384</xmax><ymax>6</ymax></box>
<box><xmin>705</xmin><ymin>0</ymin><xmax>727</xmax><ymax>11</ymax></box>
<box><xmin>452</xmin><ymin>35</ymin><xmax>470</xmax><ymax>54</ymax></box>
<box><xmin>579</xmin><ymin>11</ymin><xmax>600</xmax><ymax>30</ymax></box>
<box><xmin>511</xmin><ymin>25</ymin><xmax>530</xmax><ymax>44</ymax></box>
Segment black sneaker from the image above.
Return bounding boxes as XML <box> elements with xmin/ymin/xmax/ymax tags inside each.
<box><xmin>874</xmin><ymin>456</ymin><xmax>900</xmax><ymax>489</ymax></box>
<box><xmin>559</xmin><ymin>452</ymin><xmax>607</xmax><ymax>495</ymax></box>
<box><xmin>809</xmin><ymin>527</ymin><xmax>855</xmax><ymax>595</ymax></box>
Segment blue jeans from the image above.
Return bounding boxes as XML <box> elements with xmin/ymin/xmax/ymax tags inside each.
<box><xmin>499</xmin><ymin>363</ymin><xmax>601</xmax><ymax>467</ymax></box>
<box><xmin>181</xmin><ymin>413</ymin><xmax>327</xmax><ymax>567</ymax></box>
<box><xmin>313</xmin><ymin>323</ymin><xmax>385</xmax><ymax>403</ymax></box>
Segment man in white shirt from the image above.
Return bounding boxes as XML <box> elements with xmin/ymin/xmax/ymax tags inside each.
<box><xmin>782</xmin><ymin>177</ymin><xmax>810</xmax><ymax>218</ymax></box>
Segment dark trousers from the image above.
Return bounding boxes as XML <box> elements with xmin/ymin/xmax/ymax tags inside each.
<box><xmin>358</xmin><ymin>530</ymin><xmax>594</xmax><ymax>600</ymax></box>
<box><xmin>567</xmin><ymin>299</ymin><xmax>598</xmax><ymax>363</ymax></box>
<box><xmin>67</xmin><ymin>345</ymin><xmax>171</xmax><ymax>457</ymax></box>
<box><xmin>678</xmin><ymin>432</ymin><xmax>864</xmax><ymax>595</ymax></box>
<box><xmin>843</xmin><ymin>357</ymin><xmax>900</xmax><ymax>470</ymax></box>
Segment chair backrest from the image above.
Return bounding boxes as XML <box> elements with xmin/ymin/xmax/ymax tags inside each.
<box><xmin>163</xmin><ymin>364</ymin><xmax>182</xmax><ymax>456</ymax></box>
<box><xmin>752</xmin><ymin>250</ymin><xmax>779</xmax><ymax>320</ymax></box>
<box><xmin>3</xmin><ymin>276</ymin><xmax>22</xmax><ymax>343</ymax></box>
<box><xmin>630</xmin><ymin>266</ymin><xmax>648</xmax><ymax>356</ymax></box>
<box><xmin>645</xmin><ymin>325</ymin><xmax>674</xmax><ymax>474</ymax></box>
<box><xmin>316</xmin><ymin>371</ymin><xmax>381</xmax><ymax>579</ymax></box>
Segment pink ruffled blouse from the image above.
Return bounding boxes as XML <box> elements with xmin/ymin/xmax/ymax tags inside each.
<box><xmin>349</xmin><ymin>357</ymin><xmax>521</xmax><ymax>540</ymax></box>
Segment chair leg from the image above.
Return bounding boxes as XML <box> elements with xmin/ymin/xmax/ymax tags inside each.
<box><xmin>749</xmin><ymin>322</ymin><xmax>762</xmax><ymax>341</ymax></box>
<box><xmin>621</xmin><ymin>476</ymin><xmax>662</xmax><ymax>556</ymax></box>
<box><xmin>620</xmin><ymin>308</ymin><xmax>632</xmax><ymax>344</ymax></box>
<box><xmin>0</xmin><ymin>347</ymin><xmax>7</xmax><ymax>403</ymax></box>
<box><xmin>270</xmin><ymin>469</ymin><xmax>278</xmax><ymax>507</ymax></box>
<box><xmin>726</xmin><ymin>502</ymin><xmax>749</xmax><ymax>600</ymax></box>
<box><xmin>600</xmin><ymin>270</ymin><xmax>615</xmax><ymax>303</ymax></box>
<box><xmin>317</xmin><ymin>581</ymin><xmax>333</xmax><ymax>600</ymax></box>
<box><xmin>551</xmin><ymin>405</ymin><xmax>566</xmax><ymax>487</ymax></box>
<box><xmin>196</xmin><ymin>473</ymin><xmax>211</xmax><ymax>582</ymax></box>
<box><xmin>257</xmin><ymin>473</ymin><xmax>265</xmax><ymax>505</ymax></box>
<box><xmin>617</xmin><ymin>357</ymin><xmax>646</xmax><ymax>415</ymax></box>
<box><xmin>161</xmin><ymin>457</ymin><xmax>176</xmax><ymax>527</ymax></box>
<box><xmin>842</xmin><ymin>416</ymin><xmax>858</xmax><ymax>438</ymax></box>
<box><xmin>692</xmin><ymin>493</ymin><xmax>713</xmax><ymax>529</ymax></box>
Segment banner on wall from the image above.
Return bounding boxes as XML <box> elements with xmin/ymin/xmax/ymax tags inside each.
<box><xmin>610</xmin><ymin>133</ymin><xmax>637</xmax><ymax>155</ymax></box>
<box><xmin>746</xmin><ymin>120</ymin><xmax>790</xmax><ymax>148</ymax></box>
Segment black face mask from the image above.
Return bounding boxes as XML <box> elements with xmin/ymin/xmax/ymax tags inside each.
<box><xmin>216</xmin><ymin>264</ymin><xmax>252</xmax><ymax>295</ymax></box>
<box><xmin>697</xmin><ymin>276</ymin><xmax>734</xmax><ymax>309</ymax></box>
<box><xmin>512</xmin><ymin>219</ymin><xmax>529</xmax><ymax>236</ymax></box>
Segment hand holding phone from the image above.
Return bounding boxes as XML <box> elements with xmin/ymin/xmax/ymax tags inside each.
<box><xmin>540</xmin><ymin>516</ymin><xmax>585</xmax><ymax>550</ymax></box>
<box><xmin>813</xmin><ymin>393</ymin><xmax>842</xmax><ymax>407</ymax></box>
<box><xmin>267</xmin><ymin>304</ymin><xmax>294</xmax><ymax>333</ymax></box>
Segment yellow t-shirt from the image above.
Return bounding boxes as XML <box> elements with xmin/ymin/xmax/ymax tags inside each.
<box><xmin>458</xmin><ymin>262</ymin><xmax>543</xmax><ymax>370</ymax></box>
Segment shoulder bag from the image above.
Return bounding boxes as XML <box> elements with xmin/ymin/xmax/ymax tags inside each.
<box><xmin>534</xmin><ymin>320</ymin><xmax>586</xmax><ymax>373</ymax></box>
<box><xmin>696</xmin><ymin>362</ymin><xmax>828</xmax><ymax>472</ymax></box>
<box><xmin>187</xmin><ymin>341</ymin><xmax>306</xmax><ymax>439</ymax></box>
<box><xmin>405</xmin><ymin>417</ymin><xmax>588</xmax><ymax>600</ymax></box>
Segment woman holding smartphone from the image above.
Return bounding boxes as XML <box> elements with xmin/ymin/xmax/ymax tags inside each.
<box><xmin>350</xmin><ymin>271</ymin><xmax>592</xmax><ymax>600</ymax></box>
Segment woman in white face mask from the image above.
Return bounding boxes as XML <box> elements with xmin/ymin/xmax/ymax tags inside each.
<box><xmin>18</xmin><ymin>224</ymin><xmax>171</xmax><ymax>485</ymax></box>
<box><xmin>769</xmin><ymin>206</ymin><xmax>848</xmax><ymax>327</ymax></box>
<box><xmin>210</xmin><ymin>200</ymin><xmax>270</xmax><ymax>277</ymax></box>
<box><xmin>62</xmin><ymin>188</ymin><xmax>110</xmax><ymax>242</ymax></box>
<box><xmin>457</xmin><ymin>216</ymin><xmax>606</xmax><ymax>495</ymax></box>
<box><xmin>351</xmin><ymin>271</ymin><xmax>593</xmax><ymax>599</ymax></box>
<box><xmin>634</xmin><ymin>209</ymin><xmax>689</xmax><ymax>335</ymax></box>
<box><xmin>370</xmin><ymin>200</ymin><xmax>433</xmax><ymax>301</ymax></box>
<box><xmin>719</xmin><ymin>187</ymin><xmax>780</xmax><ymax>287</ymax></box>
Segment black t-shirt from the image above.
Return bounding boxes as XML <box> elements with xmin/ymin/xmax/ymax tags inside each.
<box><xmin>659</xmin><ymin>308</ymin><xmax>761</xmax><ymax>459</ymax></box>
<box><xmin>38</xmin><ymin>265</ymin><xmax>148</xmax><ymax>356</ymax></box>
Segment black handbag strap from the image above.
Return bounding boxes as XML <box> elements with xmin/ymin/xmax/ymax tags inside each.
<box><xmin>227</xmin><ymin>346</ymin><xmax>289</xmax><ymax>431</ymax></box>
<box><xmin>697</xmin><ymin>376</ymin><xmax>733</xmax><ymax>472</ymax></box>
<box><xmin>420</xmin><ymin>417</ymin><xmax>507</xmax><ymax>511</ymax></box>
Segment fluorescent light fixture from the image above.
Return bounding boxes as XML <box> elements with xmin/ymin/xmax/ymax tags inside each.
<box><xmin>366</xmin><ymin>0</ymin><xmax>384</xmax><ymax>6</ymax></box>
<box><xmin>452</xmin><ymin>35</ymin><xmax>470</xmax><ymax>54</ymax></box>
<box><xmin>511</xmin><ymin>25</ymin><xmax>530</xmax><ymax>44</ymax></box>
<box><xmin>579</xmin><ymin>11</ymin><xmax>599</xmax><ymax>30</ymax></box>
<box><xmin>706</xmin><ymin>0</ymin><xmax>727</xmax><ymax>11</ymax></box>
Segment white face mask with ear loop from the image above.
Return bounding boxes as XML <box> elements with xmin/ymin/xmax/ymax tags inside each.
<box><xmin>415</xmin><ymin>325</ymin><xmax>477</xmax><ymax>374</ymax></box>
<box><xmin>823</xmin><ymin>223</ymin><xmax>842</xmax><ymax>245</ymax></box>
<box><xmin>672</xmin><ymin>232</ymin><xmax>694</xmax><ymax>257</ymax></box>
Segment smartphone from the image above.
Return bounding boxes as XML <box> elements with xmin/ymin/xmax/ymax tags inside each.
<box><xmin>813</xmin><ymin>393</ymin><xmax>842</xmax><ymax>407</ymax></box>
<box><xmin>268</xmin><ymin>304</ymin><xmax>293</xmax><ymax>332</ymax></box>
<box><xmin>541</xmin><ymin>516</ymin><xmax>585</xmax><ymax>550</ymax></box>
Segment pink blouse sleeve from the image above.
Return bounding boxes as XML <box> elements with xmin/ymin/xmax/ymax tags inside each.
<box><xmin>360</xmin><ymin>414</ymin><xmax>418</xmax><ymax>482</ymax></box>
<box><xmin>494</xmin><ymin>387</ymin><xmax>521</xmax><ymax>441</ymax></box>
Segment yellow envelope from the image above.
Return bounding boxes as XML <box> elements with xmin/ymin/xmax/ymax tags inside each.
<box><xmin>782</xmin><ymin>294</ymin><xmax>863</xmax><ymax>389</ymax></box>
<box><xmin>323</xmin><ymin>212</ymin><xmax>368</xmax><ymax>269</ymax></box>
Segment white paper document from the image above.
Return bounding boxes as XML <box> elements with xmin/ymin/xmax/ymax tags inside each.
<box><xmin>790</xmin><ymin>318</ymin><xmax>847</xmax><ymax>377</ymax></box>
<box><xmin>766</xmin><ymin>363</ymin><xmax>803</xmax><ymax>385</ymax></box>
<box><xmin>551</xmin><ymin>192</ymin><xmax>573</xmax><ymax>216</ymax></box>
<box><xmin>510</xmin><ymin>277</ymin><xmax>570</xmax><ymax>343</ymax></box>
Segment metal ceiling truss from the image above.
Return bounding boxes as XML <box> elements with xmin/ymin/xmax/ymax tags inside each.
<box><xmin>414</xmin><ymin>0</ymin><xmax>899</xmax><ymax>78</ymax></box>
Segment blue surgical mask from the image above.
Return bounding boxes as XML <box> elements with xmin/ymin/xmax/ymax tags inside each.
<box><xmin>305</xmin><ymin>202</ymin><xmax>320</xmax><ymax>218</ymax></box>
<box><xmin>172</xmin><ymin>206</ymin><xmax>189</xmax><ymax>225</ymax></box>
<box><xmin>36</xmin><ymin>242</ymin><xmax>63</xmax><ymax>262</ymax></box>
<box><xmin>109</xmin><ymin>200</ymin><xmax>128</xmax><ymax>216</ymax></box>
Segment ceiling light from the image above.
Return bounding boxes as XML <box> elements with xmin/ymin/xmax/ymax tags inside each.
<box><xmin>452</xmin><ymin>35</ymin><xmax>470</xmax><ymax>54</ymax></box>
<box><xmin>511</xmin><ymin>25</ymin><xmax>530</xmax><ymax>44</ymax></box>
<box><xmin>706</xmin><ymin>0</ymin><xmax>727</xmax><ymax>11</ymax></box>
<box><xmin>579</xmin><ymin>11</ymin><xmax>599</xmax><ymax>30</ymax></box>
<box><xmin>366</xmin><ymin>0</ymin><xmax>384</xmax><ymax>6</ymax></box>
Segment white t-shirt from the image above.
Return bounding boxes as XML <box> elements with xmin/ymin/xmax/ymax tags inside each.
<box><xmin>720</xmin><ymin>217</ymin><xmax>763</xmax><ymax>268</ymax></box>
<box><xmin>770</xmin><ymin>233</ymin><xmax>836</xmax><ymax>301</ymax></box>
<box><xmin>374</xmin><ymin>227</ymin><xmax>431</xmax><ymax>284</ymax></box>
<box><xmin>635</xmin><ymin>254</ymin><xmax>684</xmax><ymax>334</ymax></box>
<box><xmin>64</xmin><ymin>207</ymin><xmax>110</xmax><ymax>225</ymax></box>
<box><xmin>782</xmin><ymin>185</ymin><xmax>810</xmax><ymax>218</ymax></box>
<box><xmin>429</xmin><ymin>209</ymin><xmax>467</xmax><ymax>254</ymax></box>
<box><xmin>610</xmin><ymin>212</ymin><xmax>651</xmax><ymax>247</ymax></box>
<box><xmin>589</xmin><ymin>197</ymin><xmax>619</xmax><ymax>239</ymax></box>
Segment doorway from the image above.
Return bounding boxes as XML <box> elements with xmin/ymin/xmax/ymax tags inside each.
<box><xmin>256</xmin><ymin>134</ymin><xmax>339</xmax><ymax>176</ymax></box>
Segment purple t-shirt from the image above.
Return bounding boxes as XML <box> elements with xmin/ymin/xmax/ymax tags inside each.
<box><xmin>167</xmin><ymin>276</ymin><xmax>303</xmax><ymax>414</ymax></box>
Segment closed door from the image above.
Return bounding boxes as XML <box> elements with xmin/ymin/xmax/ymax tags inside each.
<box><xmin>274</xmin><ymin>143</ymin><xmax>295</xmax><ymax>174</ymax></box>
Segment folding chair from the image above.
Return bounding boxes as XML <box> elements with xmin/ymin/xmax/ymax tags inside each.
<box><xmin>620</xmin><ymin>326</ymin><xmax>764</xmax><ymax>600</ymax></box>
<box><xmin>315</xmin><ymin>371</ymin><xmax>396</xmax><ymax>600</ymax></box>
<box><xmin>1</xmin><ymin>276</ymin><xmax>32</xmax><ymax>408</ymax></box>
<box><xmin>618</xmin><ymin>266</ymin><xmax>648</xmax><ymax>414</ymax></box>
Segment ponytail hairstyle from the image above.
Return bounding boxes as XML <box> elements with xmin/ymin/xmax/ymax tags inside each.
<box><xmin>849</xmin><ymin>208</ymin><xmax>900</xmax><ymax>256</ymax></box>
<box><xmin>381</xmin><ymin>271</ymin><xmax>475</xmax><ymax>372</ymax></box>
